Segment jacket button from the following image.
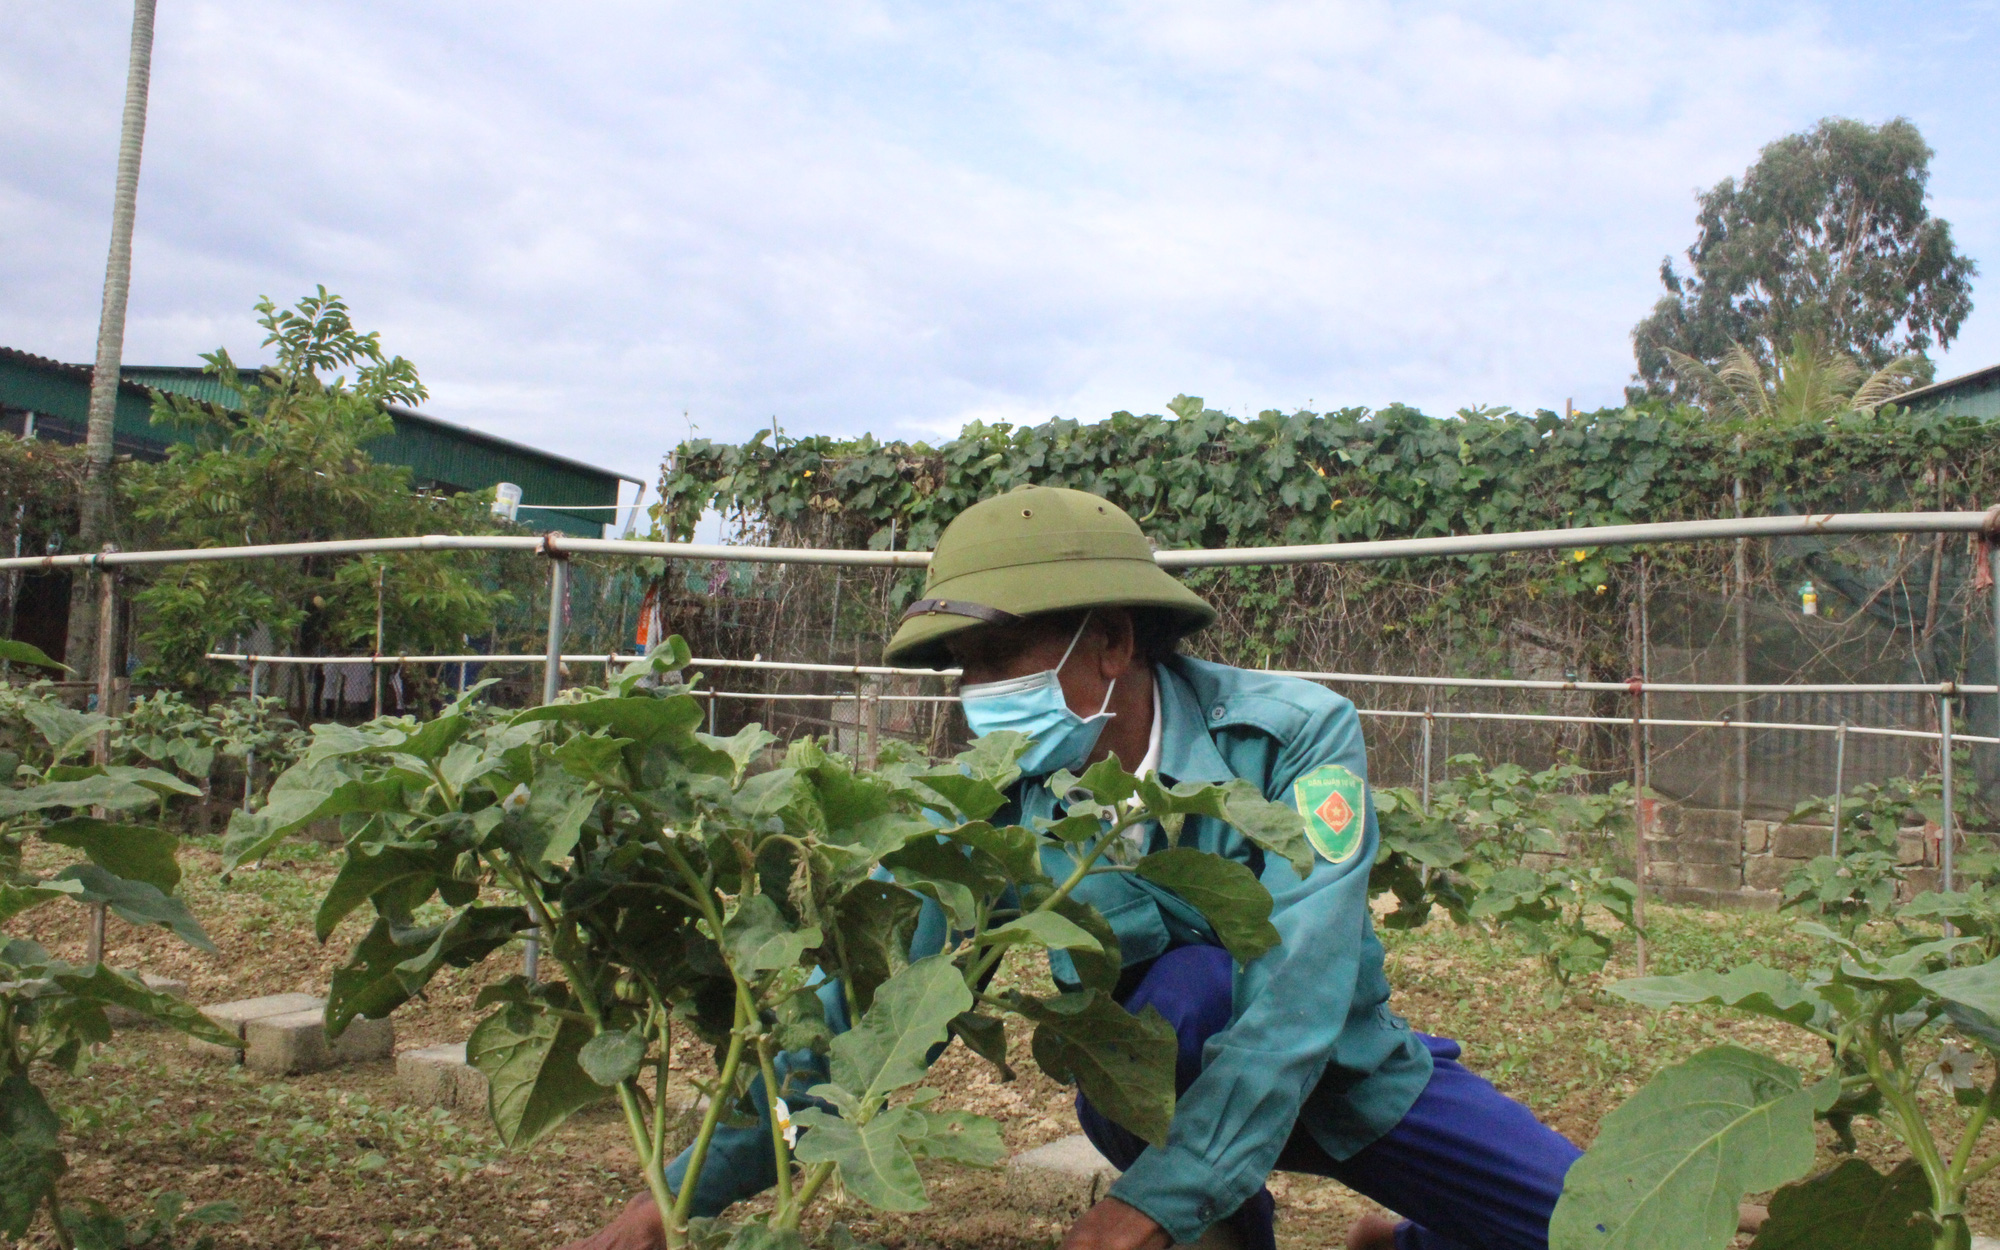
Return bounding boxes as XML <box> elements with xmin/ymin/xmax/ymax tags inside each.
<box><xmin>1210</xmin><ymin>706</ymin><xmax>1225</xmax><ymax>721</ymax></box>
<box><xmin>1197</xmin><ymin>1202</ymin><xmax>1215</xmax><ymax>1220</ymax></box>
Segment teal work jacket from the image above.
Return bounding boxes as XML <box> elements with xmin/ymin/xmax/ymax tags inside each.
<box><xmin>1015</xmin><ymin>656</ymin><xmax>1433</xmax><ymax>1245</ymax></box>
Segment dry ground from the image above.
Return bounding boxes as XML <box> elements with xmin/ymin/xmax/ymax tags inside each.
<box><xmin>11</xmin><ymin>838</ymin><xmax>2000</xmax><ymax>1249</ymax></box>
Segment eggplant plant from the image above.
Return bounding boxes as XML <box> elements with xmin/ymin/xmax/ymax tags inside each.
<box><xmin>1</xmin><ymin>640</ymin><xmax>239</xmax><ymax>1248</ymax></box>
<box><xmin>1552</xmin><ymin>922</ymin><xmax>2000</xmax><ymax>1250</ymax></box>
<box><xmin>226</xmin><ymin>638</ymin><xmax>1307</xmax><ymax>1250</ymax></box>
<box><xmin>1370</xmin><ymin>757</ymin><xmax>1638</xmax><ymax>1004</ymax></box>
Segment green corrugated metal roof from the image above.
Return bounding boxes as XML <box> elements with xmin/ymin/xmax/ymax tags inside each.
<box><xmin>0</xmin><ymin>350</ymin><xmax>636</xmax><ymax>536</ymax></box>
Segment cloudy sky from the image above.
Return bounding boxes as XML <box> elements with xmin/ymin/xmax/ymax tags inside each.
<box><xmin>3</xmin><ymin>1</ymin><xmax>1995</xmax><ymax>501</ymax></box>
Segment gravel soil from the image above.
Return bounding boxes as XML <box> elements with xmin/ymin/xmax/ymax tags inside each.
<box><xmin>13</xmin><ymin>838</ymin><xmax>2000</xmax><ymax>1248</ymax></box>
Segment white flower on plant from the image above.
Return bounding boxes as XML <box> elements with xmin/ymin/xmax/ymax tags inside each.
<box><xmin>1927</xmin><ymin>1043</ymin><xmax>1975</xmax><ymax>1091</ymax></box>
<box><xmin>773</xmin><ymin>1097</ymin><xmax>798</xmax><ymax>1149</ymax></box>
<box><xmin>502</xmin><ymin>783</ymin><xmax>532</xmax><ymax>814</ymax></box>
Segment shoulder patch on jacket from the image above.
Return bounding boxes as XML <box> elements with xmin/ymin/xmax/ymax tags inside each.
<box><xmin>1292</xmin><ymin>763</ymin><xmax>1366</xmax><ymax>864</ymax></box>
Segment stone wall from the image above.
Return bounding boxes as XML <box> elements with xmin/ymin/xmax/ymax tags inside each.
<box><xmin>1644</xmin><ymin>805</ymin><xmax>1936</xmax><ymax>911</ymax></box>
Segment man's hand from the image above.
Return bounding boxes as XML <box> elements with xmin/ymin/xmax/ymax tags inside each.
<box><xmin>1060</xmin><ymin>1197</ymin><xmax>1173</xmax><ymax>1250</ymax></box>
<box><xmin>554</xmin><ymin>1193</ymin><xmax>666</xmax><ymax>1250</ymax></box>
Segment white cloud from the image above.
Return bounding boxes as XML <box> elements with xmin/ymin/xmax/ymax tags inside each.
<box><xmin>0</xmin><ymin>0</ymin><xmax>1993</xmax><ymax>486</ymax></box>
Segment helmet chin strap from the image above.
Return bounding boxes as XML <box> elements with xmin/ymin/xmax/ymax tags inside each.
<box><xmin>1055</xmin><ymin>611</ymin><xmax>1117</xmax><ymax>719</ymax></box>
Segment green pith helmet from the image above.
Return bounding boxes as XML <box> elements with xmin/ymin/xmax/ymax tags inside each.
<box><xmin>883</xmin><ymin>486</ymin><xmax>1215</xmax><ymax>668</ymax></box>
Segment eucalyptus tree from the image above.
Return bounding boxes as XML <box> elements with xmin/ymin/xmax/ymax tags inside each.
<box><xmin>1633</xmin><ymin>117</ymin><xmax>1976</xmax><ymax>401</ymax></box>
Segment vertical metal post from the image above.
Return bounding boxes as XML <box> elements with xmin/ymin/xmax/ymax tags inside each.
<box><xmin>1419</xmin><ymin>700</ymin><xmax>1434</xmax><ymax>812</ymax></box>
<box><xmin>1830</xmin><ymin>721</ymin><xmax>1847</xmax><ymax>859</ymax></box>
<box><xmin>1940</xmin><ymin>693</ymin><xmax>1956</xmax><ymax>895</ymax></box>
<box><xmin>244</xmin><ymin>662</ymin><xmax>260</xmax><ymax>813</ymax></box>
<box><xmin>864</xmin><ymin>690</ymin><xmax>880</xmax><ymax>770</ymax></box>
<box><xmin>1630</xmin><ymin>682</ymin><xmax>1648</xmax><ymax>976</ymax></box>
<box><xmin>1733</xmin><ymin>438</ymin><xmax>1749</xmax><ymax>819</ymax></box>
<box><xmin>707</xmin><ymin>689</ymin><xmax>717</xmax><ymax>735</ymax></box>
<box><xmin>525</xmin><ymin>550</ymin><xmax>568</xmax><ymax>983</ymax></box>
<box><xmin>372</xmin><ymin>564</ymin><xmax>386</xmax><ymax>717</ymax></box>
<box><xmin>87</xmin><ymin>560</ymin><xmax>117</xmax><ymax>965</ymax></box>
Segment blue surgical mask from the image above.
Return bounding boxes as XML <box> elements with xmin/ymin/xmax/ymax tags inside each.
<box><xmin>959</xmin><ymin>615</ymin><xmax>1116</xmax><ymax>777</ymax></box>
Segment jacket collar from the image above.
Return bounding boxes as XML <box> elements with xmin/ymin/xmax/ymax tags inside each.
<box><xmin>1154</xmin><ymin>659</ymin><xmax>1235</xmax><ymax>786</ymax></box>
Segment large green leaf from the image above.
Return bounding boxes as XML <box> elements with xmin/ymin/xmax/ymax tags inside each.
<box><xmin>40</xmin><ymin>817</ymin><xmax>182</xmax><ymax>894</ymax></box>
<box><xmin>327</xmin><ymin>907</ymin><xmax>530</xmax><ymax>1036</ymax></box>
<box><xmin>0</xmin><ymin>1072</ymin><xmax>65</xmax><ymax>1238</ymax></box>
<box><xmin>977</xmin><ymin>912</ymin><xmax>1103</xmax><ymax>954</ymax></box>
<box><xmin>468</xmin><ymin>995</ymin><xmax>607</xmax><ymax>1148</ymax></box>
<box><xmin>513</xmin><ymin>695</ymin><xmax>703</xmax><ymax>747</ymax></box>
<box><xmin>1549</xmin><ymin>1045</ymin><xmax>1831</xmax><ymax>1250</ymax></box>
<box><xmin>826</xmin><ymin>880</ymin><xmax>923</xmax><ymax>1012</ymax></box>
<box><xmin>1608</xmin><ymin>966</ymin><xmax>1822</xmax><ymax>1028</ymax></box>
<box><xmin>0</xmin><ymin>638</ymin><xmax>68</xmax><ymax>671</ymax></box>
<box><xmin>0</xmin><ymin>774</ymin><xmax>158</xmax><ymax>818</ymax></box>
<box><xmin>497</xmin><ymin>765</ymin><xmax>598</xmax><ymax>871</ymax></box>
<box><xmin>1748</xmin><ymin>1158</ymin><xmax>1934</xmax><ymax>1250</ymax></box>
<box><xmin>218</xmin><ymin>761</ymin><xmax>405</xmax><ymax>869</ymax></box>
<box><xmin>827</xmin><ymin>956</ymin><xmax>972</xmax><ymax>1110</ymax></box>
<box><xmin>905</xmin><ymin>1107</ymin><xmax>1006</xmax><ymax>1167</ymax></box>
<box><xmin>578</xmin><ymin>1028</ymin><xmax>649</xmax><ymax>1087</ymax></box>
<box><xmin>50</xmin><ymin>964</ymin><xmax>239</xmax><ymax>1047</ymax></box>
<box><xmin>1218</xmin><ymin>778</ymin><xmax>1313</xmax><ymax>879</ymax></box>
<box><xmin>1017</xmin><ymin>990</ymin><xmax>1177</xmax><ymax>1145</ymax></box>
<box><xmin>314</xmin><ymin>845</ymin><xmax>448</xmax><ymax>941</ymax></box>
<box><xmin>723</xmin><ymin>894</ymin><xmax>823</xmax><ymax>974</ymax></box>
<box><xmin>0</xmin><ymin>879</ymin><xmax>83</xmax><ymax>922</ymax></box>
<box><xmin>915</xmin><ymin>773</ymin><xmax>1007</xmax><ymax>823</ymax></box>
<box><xmin>55</xmin><ymin>865</ymin><xmax>214</xmax><ymax>953</ymax></box>
<box><xmin>790</xmin><ymin>1105</ymin><xmax>929</xmax><ymax>1211</ymax></box>
<box><xmin>945</xmin><ymin>821</ymin><xmax>1042</xmax><ymax>882</ymax></box>
<box><xmin>20</xmin><ymin>702</ymin><xmax>108</xmax><ymax>762</ymax></box>
<box><xmin>1917</xmin><ymin>959</ymin><xmax>2000</xmax><ymax>1022</ymax></box>
<box><xmin>1134</xmin><ymin>847</ymin><xmax>1281</xmax><ymax>963</ymax></box>
<box><xmin>1044</xmin><ymin>894</ymin><xmax>1121</xmax><ymax>993</ymax></box>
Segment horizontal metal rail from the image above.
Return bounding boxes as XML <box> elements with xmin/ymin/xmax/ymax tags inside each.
<box><xmin>205</xmin><ymin>652</ymin><xmax>952</xmax><ymax>678</ymax></box>
<box><xmin>204</xmin><ymin>652</ymin><xmax>1997</xmax><ymax>697</ymax></box>
<box><xmin>16</xmin><ymin>508</ymin><xmax>2000</xmax><ymax>572</ymax></box>
<box><xmin>1358</xmin><ymin>707</ymin><xmax>2000</xmax><ymax>746</ymax></box>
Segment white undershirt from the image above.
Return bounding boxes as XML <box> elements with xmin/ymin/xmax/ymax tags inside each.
<box><xmin>1136</xmin><ymin>678</ymin><xmax>1163</xmax><ymax>781</ymax></box>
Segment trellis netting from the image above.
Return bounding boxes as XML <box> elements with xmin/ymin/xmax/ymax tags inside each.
<box><xmin>649</xmin><ymin>399</ymin><xmax>2000</xmax><ymax>818</ymax></box>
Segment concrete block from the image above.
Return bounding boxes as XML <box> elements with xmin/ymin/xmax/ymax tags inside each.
<box><xmin>244</xmin><ymin>1009</ymin><xmax>393</xmax><ymax>1075</ymax></box>
<box><xmin>1676</xmin><ymin>837</ymin><xmax>1743</xmax><ymax>867</ymax></box>
<box><xmin>397</xmin><ymin>1042</ymin><xmax>488</xmax><ymax>1110</ymax></box>
<box><xmin>1743</xmin><ymin>821</ymin><xmax>1772</xmax><ymax>855</ymax></box>
<box><xmin>1664</xmin><ymin>808</ymin><xmax>1741</xmax><ymax>840</ymax></box>
<box><xmin>104</xmin><ymin>974</ymin><xmax>188</xmax><ymax>1029</ymax></box>
<box><xmin>1904</xmin><ymin>868</ymin><xmax>1940</xmax><ymax>896</ymax></box>
<box><xmin>1771</xmin><ymin>824</ymin><xmax>1833</xmax><ymax>861</ymax></box>
<box><xmin>189</xmin><ymin>993</ymin><xmax>324</xmax><ymax>1061</ymax></box>
<box><xmin>1898</xmin><ymin>832</ymin><xmax>1928</xmax><ymax>865</ymax></box>
<box><xmin>1744</xmin><ymin>857</ymin><xmax>1797</xmax><ymax>892</ymax></box>
<box><xmin>1681</xmin><ymin>863</ymin><xmax>1741</xmax><ymax>890</ymax></box>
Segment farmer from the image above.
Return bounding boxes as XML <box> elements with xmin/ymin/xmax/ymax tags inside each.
<box><xmin>560</xmin><ymin>486</ymin><xmax>1580</xmax><ymax>1250</ymax></box>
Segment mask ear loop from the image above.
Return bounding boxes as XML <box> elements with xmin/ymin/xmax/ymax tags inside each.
<box><xmin>1055</xmin><ymin>610</ymin><xmax>1118</xmax><ymax>718</ymax></box>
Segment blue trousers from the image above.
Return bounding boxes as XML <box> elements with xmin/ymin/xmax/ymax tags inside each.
<box><xmin>1075</xmin><ymin>946</ymin><xmax>1581</xmax><ymax>1250</ymax></box>
<box><xmin>664</xmin><ymin>947</ymin><xmax>1578</xmax><ymax>1250</ymax></box>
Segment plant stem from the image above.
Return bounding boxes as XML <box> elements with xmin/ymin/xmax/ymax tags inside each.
<box><xmin>965</xmin><ymin>816</ymin><xmax>1134</xmax><ymax>988</ymax></box>
<box><xmin>778</xmin><ymin>1162</ymin><xmax>838</xmax><ymax>1231</ymax></box>
<box><xmin>758</xmin><ymin>1033</ymin><xmax>796</xmax><ymax>1213</ymax></box>
<box><xmin>1947</xmin><ymin>1067</ymin><xmax>2000</xmax><ymax>1181</ymax></box>
<box><xmin>671</xmin><ymin>995</ymin><xmax>752</xmax><ymax>1233</ymax></box>
<box><xmin>43</xmin><ymin>1186</ymin><xmax>75</xmax><ymax>1250</ymax></box>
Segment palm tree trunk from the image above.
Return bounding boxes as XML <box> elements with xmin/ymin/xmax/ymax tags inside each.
<box><xmin>66</xmin><ymin>0</ymin><xmax>158</xmax><ymax>674</ymax></box>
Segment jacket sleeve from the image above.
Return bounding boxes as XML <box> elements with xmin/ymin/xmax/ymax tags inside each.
<box><xmin>1109</xmin><ymin>698</ymin><xmax>1376</xmax><ymax>1243</ymax></box>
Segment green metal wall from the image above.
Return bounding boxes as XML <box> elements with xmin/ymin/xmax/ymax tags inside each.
<box><xmin>1911</xmin><ymin>375</ymin><xmax>2000</xmax><ymax>421</ymax></box>
<box><xmin>2</xmin><ymin>353</ymin><xmax>624</xmax><ymax>537</ymax></box>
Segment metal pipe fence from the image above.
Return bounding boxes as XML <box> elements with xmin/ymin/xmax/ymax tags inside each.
<box><xmin>7</xmin><ymin>510</ymin><xmax>1995</xmax><ymax>943</ymax></box>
